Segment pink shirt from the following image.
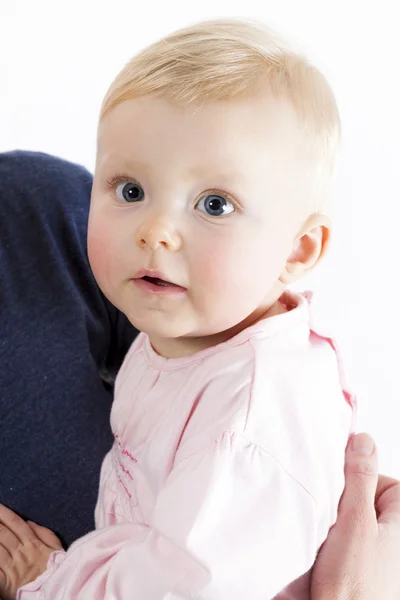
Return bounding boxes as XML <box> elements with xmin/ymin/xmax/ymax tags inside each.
<box><xmin>18</xmin><ymin>291</ymin><xmax>355</xmax><ymax>599</ymax></box>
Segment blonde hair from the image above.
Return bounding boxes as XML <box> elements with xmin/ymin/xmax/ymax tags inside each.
<box><xmin>100</xmin><ymin>18</ymin><xmax>341</xmax><ymax>211</ymax></box>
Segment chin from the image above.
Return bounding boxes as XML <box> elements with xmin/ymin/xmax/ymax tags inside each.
<box><xmin>127</xmin><ymin>312</ymin><xmax>190</xmax><ymax>339</ymax></box>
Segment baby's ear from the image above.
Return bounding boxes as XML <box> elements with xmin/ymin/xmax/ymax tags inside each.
<box><xmin>279</xmin><ymin>214</ymin><xmax>331</xmax><ymax>284</ymax></box>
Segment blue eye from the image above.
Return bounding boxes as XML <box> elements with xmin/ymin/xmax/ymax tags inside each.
<box><xmin>115</xmin><ymin>181</ymin><xmax>144</xmax><ymax>203</ymax></box>
<box><xmin>195</xmin><ymin>194</ymin><xmax>235</xmax><ymax>217</ymax></box>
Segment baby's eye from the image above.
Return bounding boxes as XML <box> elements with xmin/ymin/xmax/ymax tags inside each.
<box><xmin>115</xmin><ymin>181</ymin><xmax>144</xmax><ymax>203</ymax></box>
<box><xmin>195</xmin><ymin>194</ymin><xmax>235</xmax><ymax>217</ymax></box>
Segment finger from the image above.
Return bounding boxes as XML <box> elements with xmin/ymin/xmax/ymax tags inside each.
<box><xmin>0</xmin><ymin>551</ymin><xmax>8</xmax><ymax>591</ymax></box>
<box><xmin>0</xmin><ymin>504</ymin><xmax>36</xmax><ymax>544</ymax></box>
<box><xmin>375</xmin><ymin>478</ymin><xmax>400</xmax><ymax>526</ymax></box>
<box><xmin>0</xmin><ymin>538</ymin><xmax>13</xmax><ymax>564</ymax></box>
<box><xmin>27</xmin><ymin>521</ymin><xmax>63</xmax><ymax>550</ymax></box>
<box><xmin>0</xmin><ymin>540</ymin><xmax>13</xmax><ymax>590</ymax></box>
<box><xmin>339</xmin><ymin>433</ymin><xmax>378</xmax><ymax>521</ymax></box>
<box><xmin>0</xmin><ymin>521</ymin><xmax>19</xmax><ymax>555</ymax></box>
<box><xmin>376</xmin><ymin>474</ymin><xmax>400</xmax><ymax>498</ymax></box>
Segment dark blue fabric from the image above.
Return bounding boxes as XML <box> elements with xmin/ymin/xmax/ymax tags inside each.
<box><xmin>0</xmin><ymin>150</ymin><xmax>137</xmax><ymax>547</ymax></box>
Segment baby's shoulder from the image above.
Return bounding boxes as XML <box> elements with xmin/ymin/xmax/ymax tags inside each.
<box><xmin>182</xmin><ymin>326</ymin><xmax>351</xmax><ymax>459</ymax></box>
<box><xmin>177</xmin><ymin>322</ymin><xmax>353</xmax><ymax>522</ymax></box>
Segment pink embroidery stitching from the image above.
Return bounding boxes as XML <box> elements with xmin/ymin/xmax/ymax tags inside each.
<box><xmin>117</xmin><ymin>474</ymin><xmax>132</xmax><ymax>499</ymax></box>
<box><xmin>118</xmin><ymin>459</ymin><xmax>133</xmax><ymax>481</ymax></box>
<box><xmin>113</xmin><ymin>433</ymin><xmax>138</xmax><ymax>463</ymax></box>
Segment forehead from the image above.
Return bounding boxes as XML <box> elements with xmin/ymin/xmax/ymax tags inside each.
<box><xmin>96</xmin><ymin>93</ymin><xmax>308</xmax><ymax>179</ymax></box>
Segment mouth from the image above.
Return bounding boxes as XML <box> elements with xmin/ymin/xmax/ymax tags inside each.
<box><xmin>141</xmin><ymin>276</ymin><xmax>176</xmax><ymax>288</ymax></box>
<box><xmin>132</xmin><ymin>270</ymin><xmax>187</xmax><ymax>296</ymax></box>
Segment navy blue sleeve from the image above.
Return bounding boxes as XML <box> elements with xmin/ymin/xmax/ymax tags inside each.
<box><xmin>0</xmin><ymin>150</ymin><xmax>138</xmax><ymax>547</ymax></box>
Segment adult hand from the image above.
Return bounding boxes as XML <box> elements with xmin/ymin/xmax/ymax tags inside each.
<box><xmin>0</xmin><ymin>505</ymin><xmax>63</xmax><ymax>600</ymax></box>
<box><xmin>311</xmin><ymin>433</ymin><xmax>400</xmax><ymax>599</ymax></box>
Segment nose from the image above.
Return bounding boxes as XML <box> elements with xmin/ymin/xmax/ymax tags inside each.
<box><xmin>135</xmin><ymin>214</ymin><xmax>181</xmax><ymax>252</ymax></box>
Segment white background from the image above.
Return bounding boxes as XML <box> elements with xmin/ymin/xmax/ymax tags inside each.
<box><xmin>1</xmin><ymin>1</ymin><xmax>399</xmax><ymax>475</ymax></box>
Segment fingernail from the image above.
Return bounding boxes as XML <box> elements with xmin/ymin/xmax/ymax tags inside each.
<box><xmin>351</xmin><ymin>433</ymin><xmax>375</xmax><ymax>456</ymax></box>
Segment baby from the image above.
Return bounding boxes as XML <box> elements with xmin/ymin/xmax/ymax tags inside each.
<box><xmin>0</xmin><ymin>18</ymin><xmax>355</xmax><ymax>600</ymax></box>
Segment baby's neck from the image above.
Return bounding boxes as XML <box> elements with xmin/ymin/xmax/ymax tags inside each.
<box><xmin>149</xmin><ymin>298</ymin><xmax>288</xmax><ymax>359</ymax></box>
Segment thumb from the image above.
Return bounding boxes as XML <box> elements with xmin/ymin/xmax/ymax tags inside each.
<box><xmin>339</xmin><ymin>433</ymin><xmax>378</xmax><ymax>519</ymax></box>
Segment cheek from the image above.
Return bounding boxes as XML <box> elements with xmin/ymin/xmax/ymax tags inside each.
<box><xmin>189</xmin><ymin>228</ymin><xmax>291</xmax><ymax>317</ymax></box>
<box><xmin>192</xmin><ymin>234</ymin><xmax>284</xmax><ymax>293</ymax></box>
<box><xmin>87</xmin><ymin>212</ymin><xmax>117</xmax><ymax>290</ymax></box>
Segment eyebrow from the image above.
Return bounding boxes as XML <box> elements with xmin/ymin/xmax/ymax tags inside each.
<box><xmin>98</xmin><ymin>155</ymin><xmax>152</xmax><ymax>173</ymax></box>
<box><xmin>99</xmin><ymin>154</ymin><xmax>244</xmax><ymax>188</ymax></box>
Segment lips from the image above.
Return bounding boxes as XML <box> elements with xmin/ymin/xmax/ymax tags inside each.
<box><xmin>134</xmin><ymin>268</ymin><xmax>179</xmax><ymax>286</ymax></box>
<box><xmin>132</xmin><ymin>269</ymin><xmax>187</xmax><ymax>295</ymax></box>
<box><xmin>141</xmin><ymin>276</ymin><xmax>175</xmax><ymax>287</ymax></box>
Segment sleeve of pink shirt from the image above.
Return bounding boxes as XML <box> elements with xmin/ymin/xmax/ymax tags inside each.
<box><xmin>17</xmin><ymin>430</ymin><xmax>319</xmax><ymax>599</ymax></box>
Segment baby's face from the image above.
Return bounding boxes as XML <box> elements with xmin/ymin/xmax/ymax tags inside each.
<box><xmin>89</xmin><ymin>92</ymin><xmax>315</xmax><ymax>354</ymax></box>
